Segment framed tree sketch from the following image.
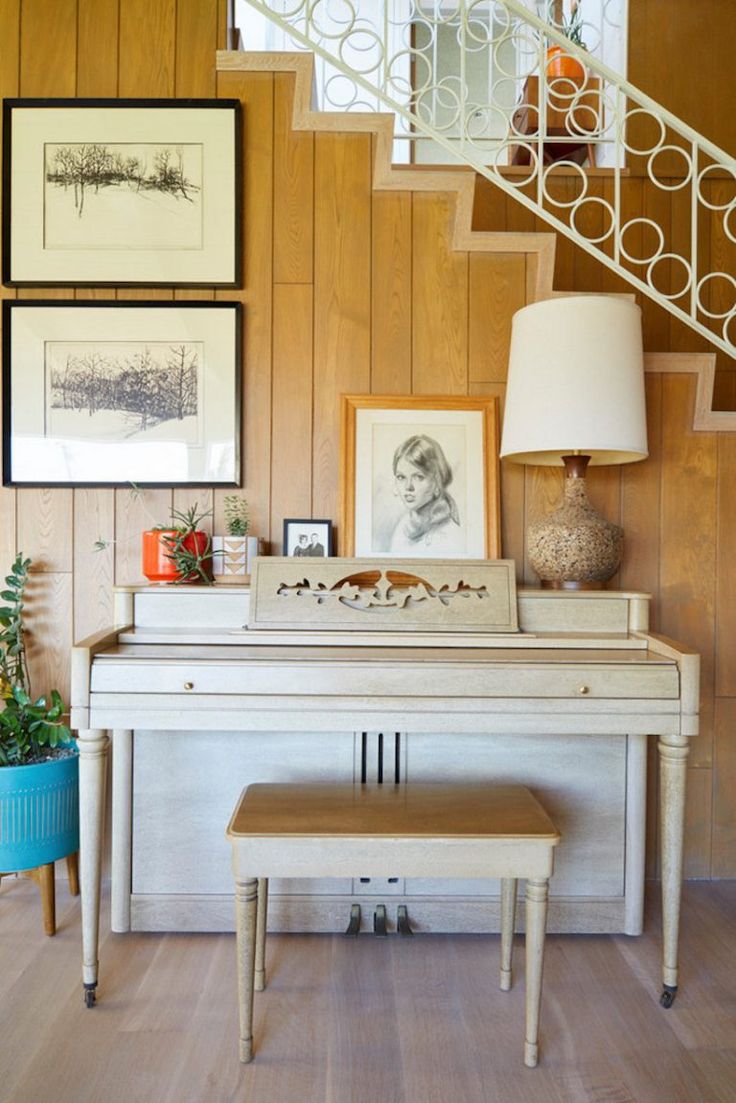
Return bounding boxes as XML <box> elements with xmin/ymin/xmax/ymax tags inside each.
<box><xmin>2</xmin><ymin>300</ymin><xmax>241</xmax><ymax>487</ymax></box>
<box><xmin>2</xmin><ymin>98</ymin><xmax>242</xmax><ymax>287</ymax></box>
<box><xmin>340</xmin><ymin>395</ymin><xmax>501</xmax><ymax>559</ymax></box>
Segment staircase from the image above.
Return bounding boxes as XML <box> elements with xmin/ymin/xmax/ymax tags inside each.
<box><xmin>236</xmin><ymin>0</ymin><xmax>736</xmax><ymax>364</ymax></box>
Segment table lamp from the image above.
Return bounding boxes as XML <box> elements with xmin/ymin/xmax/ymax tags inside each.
<box><xmin>500</xmin><ymin>295</ymin><xmax>648</xmax><ymax>589</ymax></box>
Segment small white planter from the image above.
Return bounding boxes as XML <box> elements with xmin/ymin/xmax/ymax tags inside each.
<box><xmin>212</xmin><ymin>536</ymin><xmax>264</xmax><ymax>578</ymax></box>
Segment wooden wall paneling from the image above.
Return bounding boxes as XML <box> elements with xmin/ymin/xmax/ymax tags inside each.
<box><xmin>713</xmin><ymin>370</ymin><xmax>736</xmax><ymax>411</ymax></box>
<box><xmin>715</xmin><ymin>431</ymin><xmax>736</xmax><ymax>697</ymax></box>
<box><xmin>313</xmin><ymin>131</ymin><xmax>371</xmax><ymax>531</ymax></box>
<box><xmin>114</xmin><ymin>487</ymin><xmax>171</xmax><ymax>585</ymax></box>
<box><xmin>468</xmin><ymin>254</ymin><xmax>525</xmax><ymax>384</ymax></box>
<box><xmin>503</xmin><ymin>185</ymin><xmax>539</xmax><ymax>302</ymax></box>
<box><xmin>620</xmin><ymin>375</ymin><xmax>663</xmax><ymax>608</ymax></box>
<box><xmin>77</xmin><ymin>0</ymin><xmax>119</xmax><ymax>96</ymax></box>
<box><xmin>571</xmin><ymin>181</ymin><xmax>604</xmax><ymax>295</ymax></box>
<box><xmin>19</xmin><ymin>0</ymin><xmax>77</xmax><ymax>96</ymax></box>
<box><xmin>668</xmin><ymin>184</ymin><xmax>710</xmax><ymax>356</ymax></box>
<box><xmin>0</xmin><ymin>0</ymin><xmax>19</xmax><ymax>568</ymax></box>
<box><xmin>411</xmin><ymin>193</ymin><xmax>468</xmax><ymax>394</ymax></box>
<box><xmin>217</xmin><ymin>0</ymin><xmax>230</xmax><ymax>50</ymax></box>
<box><xmin>683</xmin><ymin>766</ymin><xmax>713</xmax><ymax>879</ymax></box>
<box><xmin>713</xmin><ymin>698</ymin><xmax>736</xmax><ymax>876</ymax></box>
<box><xmin>273</xmin><ymin>73</ymin><xmax>314</xmax><ymax>285</ymax></box>
<box><xmin>118</xmin><ymin>0</ymin><xmax>176</xmax><ymax>97</ymax></box>
<box><xmin>371</xmin><ymin>188</ymin><xmax>412</xmax><ymax>393</ymax></box>
<box><xmin>639</xmin><ymin>183</ymin><xmax>672</xmax><ymax>353</ymax></box>
<box><xmin>470</xmin><ymin>381</ymin><xmax>524</xmax><ymax>573</ymax></box>
<box><xmin>659</xmin><ymin>374</ymin><xmax>717</xmax><ymax>769</ymax></box>
<box><xmin>16</xmin><ymin>0</ymin><xmax>76</xmax><ymax>577</ymax></box>
<box><xmin>271</xmin><ymin>284</ymin><xmax>313</xmax><ymax>548</ymax></box>
<box><xmin>470</xmin><ymin>176</ymin><xmax>505</xmax><ymax>232</ymax></box>
<box><xmin>24</xmin><ymin>573</ymin><xmax>73</xmax><ymax>701</ymax></box>
<box><xmin>542</xmin><ymin>177</ymin><xmax>573</xmax><ymax>292</ymax></box>
<box><xmin>73</xmin><ymin>489</ymin><xmax>115</xmax><ymax>641</ymax></box>
<box><xmin>216</xmin><ymin>70</ymin><xmax>273</xmax><ymax>540</ymax></box>
<box><xmin>175</xmin><ymin>0</ymin><xmax>218</xmax><ymax>97</ymax></box>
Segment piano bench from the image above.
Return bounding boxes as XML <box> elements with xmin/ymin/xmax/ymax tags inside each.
<box><xmin>226</xmin><ymin>782</ymin><xmax>560</xmax><ymax>1068</ymax></box>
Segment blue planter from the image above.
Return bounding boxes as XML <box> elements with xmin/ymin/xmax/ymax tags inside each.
<box><xmin>0</xmin><ymin>751</ymin><xmax>79</xmax><ymax>873</ymax></box>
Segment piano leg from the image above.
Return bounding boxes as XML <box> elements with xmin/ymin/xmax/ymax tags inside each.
<box><xmin>657</xmin><ymin>733</ymin><xmax>689</xmax><ymax>1007</ymax></box>
<box><xmin>77</xmin><ymin>727</ymin><xmax>109</xmax><ymax>1007</ymax></box>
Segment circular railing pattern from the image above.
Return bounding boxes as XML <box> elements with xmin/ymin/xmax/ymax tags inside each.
<box><xmin>244</xmin><ymin>0</ymin><xmax>736</xmax><ymax>358</ymax></box>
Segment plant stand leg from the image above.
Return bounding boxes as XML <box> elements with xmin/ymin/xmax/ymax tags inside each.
<box><xmin>28</xmin><ymin>862</ymin><xmax>56</xmax><ymax>936</ymax></box>
<box><xmin>66</xmin><ymin>852</ymin><xmax>80</xmax><ymax>896</ymax></box>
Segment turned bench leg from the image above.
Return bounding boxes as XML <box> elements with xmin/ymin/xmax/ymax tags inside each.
<box><xmin>523</xmin><ymin>877</ymin><xmax>549</xmax><ymax>1068</ymax></box>
<box><xmin>500</xmin><ymin>877</ymin><xmax>517</xmax><ymax>991</ymax></box>
<box><xmin>235</xmin><ymin>876</ymin><xmax>259</xmax><ymax>1063</ymax></box>
<box><xmin>255</xmin><ymin>877</ymin><xmax>269</xmax><ymax>992</ymax></box>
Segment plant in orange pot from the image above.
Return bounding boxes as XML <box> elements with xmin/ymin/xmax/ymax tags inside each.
<box><xmin>546</xmin><ymin>0</ymin><xmax>587</xmax><ymax>81</ymax></box>
<box><xmin>142</xmin><ymin>503</ymin><xmax>214</xmax><ymax>585</ymax></box>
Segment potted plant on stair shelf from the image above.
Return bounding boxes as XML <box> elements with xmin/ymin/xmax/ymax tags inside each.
<box><xmin>141</xmin><ymin>502</ymin><xmax>215</xmax><ymax>584</ymax></box>
<box><xmin>0</xmin><ymin>553</ymin><xmax>79</xmax><ymax>935</ymax></box>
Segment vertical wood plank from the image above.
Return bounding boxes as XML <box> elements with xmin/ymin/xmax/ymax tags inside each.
<box><xmin>175</xmin><ymin>0</ymin><xmax>218</xmax><ymax>97</ymax></box>
<box><xmin>24</xmin><ymin>573</ymin><xmax>73</xmax><ymax>701</ymax></box>
<box><xmin>271</xmin><ymin>284</ymin><xmax>313</xmax><ymax>549</ymax></box>
<box><xmin>683</xmin><ymin>767</ymin><xmax>713</xmax><ymax>879</ymax></box>
<box><xmin>77</xmin><ymin>0</ymin><xmax>119</xmax><ymax>96</ymax></box>
<box><xmin>0</xmin><ymin>0</ymin><xmax>20</xmax><ymax>567</ymax></box>
<box><xmin>621</xmin><ymin>374</ymin><xmax>663</xmax><ymax>614</ymax></box>
<box><xmin>19</xmin><ymin>0</ymin><xmax>77</xmax><ymax>95</ymax></box>
<box><xmin>217</xmin><ymin>70</ymin><xmax>273</xmax><ymax>539</ymax></box>
<box><xmin>659</xmin><ymin>374</ymin><xmax>717</xmax><ymax>769</ymax></box>
<box><xmin>114</xmin><ymin>487</ymin><xmax>171</xmax><ymax>586</ymax></box>
<box><xmin>412</xmin><ymin>194</ymin><xmax>467</xmax><ymax>395</ymax></box>
<box><xmin>74</xmin><ymin>490</ymin><xmax>115</xmax><ymax>640</ymax></box>
<box><xmin>468</xmin><ymin>254</ymin><xmax>525</xmax><ymax>384</ymax></box>
<box><xmin>119</xmin><ymin>0</ymin><xmax>176</xmax><ymax>97</ymax></box>
<box><xmin>313</xmin><ymin>131</ymin><xmax>371</xmax><ymax>530</ymax></box>
<box><xmin>713</xmin><ymin>698</ymin><xmax>736</xmax><ymax>876</ymax></box>
<box><xmin>273</xmin><ymin>73</ymin><xmax>314</xmax><ymax>285</ymax></box>
<box><xmin>371</xmin><ymin>190</ymin><xmax>412</xmax><ymax>394</ymax></box>
<box><xmin>715</xmin><ymin>432</ymin><xmax>736</xmax><ymax>696</ymax></box>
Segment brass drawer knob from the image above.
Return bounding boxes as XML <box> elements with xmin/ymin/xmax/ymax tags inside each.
<box><xmin>578</xmin><ymin>685</ymin><xmax>590</xmax><ymax>695</ymax></box>
<box><xmin>183</xmin><ymin>681</ymin><xmax>194</xmax><ymax>691</ymax></box>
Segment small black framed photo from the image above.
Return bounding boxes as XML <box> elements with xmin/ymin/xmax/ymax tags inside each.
<box><xmin>2</xmin><ymin>299</ymin><xmax>241</xmax><ymax>487</ymax></box>
<box><xmin>2</xmin><ymin>97</ymin><xmax>242</xmax><ymax>287</ymax></box>
<box><xmin>283</xmin><ymin>519</ymin><xmax>333</xmax><ymax>558</ymax></box>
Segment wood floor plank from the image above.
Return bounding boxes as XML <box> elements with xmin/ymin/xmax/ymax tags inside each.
<box><xmin>1</xmin><ymin>879</ymin><xmax>735</xmax><ymax>1103</ymax></box>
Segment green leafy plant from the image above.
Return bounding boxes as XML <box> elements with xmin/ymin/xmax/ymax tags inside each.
<box><xmin>0</xmin><ymin>554</ymin><xmax>72</xmax><ymax>767</ymax></box>
<box><xmin>223</xmin><ymin>494</ymin><xmax>250</xmax><ymax>537</ymax></box>
<box><xmin>549</xmin><ymin>0</ymin><xmax>587</xmax><ymax>49</ymax></box>
<box><xmin>163</xmin><ymin>503</ymin><xmax>216</xmax><ymax>585</ymax></box>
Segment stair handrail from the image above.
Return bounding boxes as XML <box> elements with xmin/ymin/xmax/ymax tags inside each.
<box><xmin>240</xmin><ymin>0</ymin><xmax>736</xmax><ymax>360</ymax></box>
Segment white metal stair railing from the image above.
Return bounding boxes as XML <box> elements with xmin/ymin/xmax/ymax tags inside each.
<box><xmin>239</xmin><ymin>0</ymin><xmax>736</xmax><ymax>361</ymax></box>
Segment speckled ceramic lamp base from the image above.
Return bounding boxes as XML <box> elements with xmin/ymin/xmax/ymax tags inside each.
<box><xmin>527</xmin><ymin>455</ymin><xmax>623</xmax><ymax>590</ymax></box>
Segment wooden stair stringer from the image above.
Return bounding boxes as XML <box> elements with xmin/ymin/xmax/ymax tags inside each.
<box><xmin>217</xmin><ymin>49</ymin><xmax>557</xmax><ymax>303</ymax></box>
<box><xmin>217</xmin><ymin>50</ymin><xmax>736</xmax><ymax>433</ymax></box>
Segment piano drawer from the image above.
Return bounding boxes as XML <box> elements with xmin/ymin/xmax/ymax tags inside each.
<box><xmin>90</xmin><ymin>660</ymin><xmax>680</xmax><ymax>699</ymax></box>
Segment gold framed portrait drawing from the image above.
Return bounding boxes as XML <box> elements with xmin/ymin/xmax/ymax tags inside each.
<box><xmin>340</xmin><ymin>395</ymin><xmax>501</xmax><ymax>559</ymax></box>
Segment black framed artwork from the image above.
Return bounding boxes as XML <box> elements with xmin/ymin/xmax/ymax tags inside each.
<box><xmin>283</xmin><ymin>519</ymin><xmax>334</xmax><ymax>558</ymax></box>
<box><xmin>2</xmin><ymin>98</ymin><xmax>242</xmax><ymax>287</ymax></box>
<box><xmin>2</xmin><ymin>300</ymin><xmax>242</xmax><ymax>487</ymax></box>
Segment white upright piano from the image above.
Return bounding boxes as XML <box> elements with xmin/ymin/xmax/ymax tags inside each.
<box><xmin>71</xmin><ymin>560</ymin><xmax>698</xmax><ymax>1010</ymax></box>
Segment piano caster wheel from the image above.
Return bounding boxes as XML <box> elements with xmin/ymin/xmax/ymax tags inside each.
<box><xmin>660</xmin><ymin>985</ymin><xmax>677</xmax><ymax>1008</ymax></box>
<box><xmin>84</xmin><ymin>984</ymin><xmax>97</xmax><ymax>1009</ymax></box>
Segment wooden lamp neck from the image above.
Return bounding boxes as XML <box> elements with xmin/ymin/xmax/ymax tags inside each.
<box><xmin>561</xmin><ymin>454</ymin><xmax>591</xmax><ymax>479</ymax></box>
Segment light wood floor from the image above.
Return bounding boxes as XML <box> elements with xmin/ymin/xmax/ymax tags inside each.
<box><xmin>1</xmin><ymin>879</ymin><xmax>735</xmax><ymax>1103</ymax></box>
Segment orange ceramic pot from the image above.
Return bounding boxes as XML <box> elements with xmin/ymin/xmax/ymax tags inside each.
<box><xmin>546</xmin><ymin>44</ymin><xmax>585</xmax><ymax>81</ymax></box>
<box><xmin>141</xmin><ymin>530</ymin><xmax>213</xmax><ymax>584</ymax></box>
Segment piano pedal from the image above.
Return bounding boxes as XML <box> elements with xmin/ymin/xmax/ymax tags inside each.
<box><xmin>344</xmin><ymin>903</ymin><xmax>362</xmax><ymax>937</ymax></box>
<box><xmin>397</xmin><ymin>904</ymin><xmax>414</xmax><ymax>936</ymax></box>
<box><xmin>373</xmin><ymin>904</ymin><xmax>388</xmax><ymax>937</ymax></box>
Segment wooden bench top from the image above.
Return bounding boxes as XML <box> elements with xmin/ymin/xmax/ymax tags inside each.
<box><xmin>227</xmin><ymin>784</ymin><xmax>560</xmax><ymax>842</ymax></box>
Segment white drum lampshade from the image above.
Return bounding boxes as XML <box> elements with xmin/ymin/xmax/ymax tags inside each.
<box><xmin>500</xmin><ymin>296</ymin><xmax>648</xmax><ymax>588</ymax></box>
